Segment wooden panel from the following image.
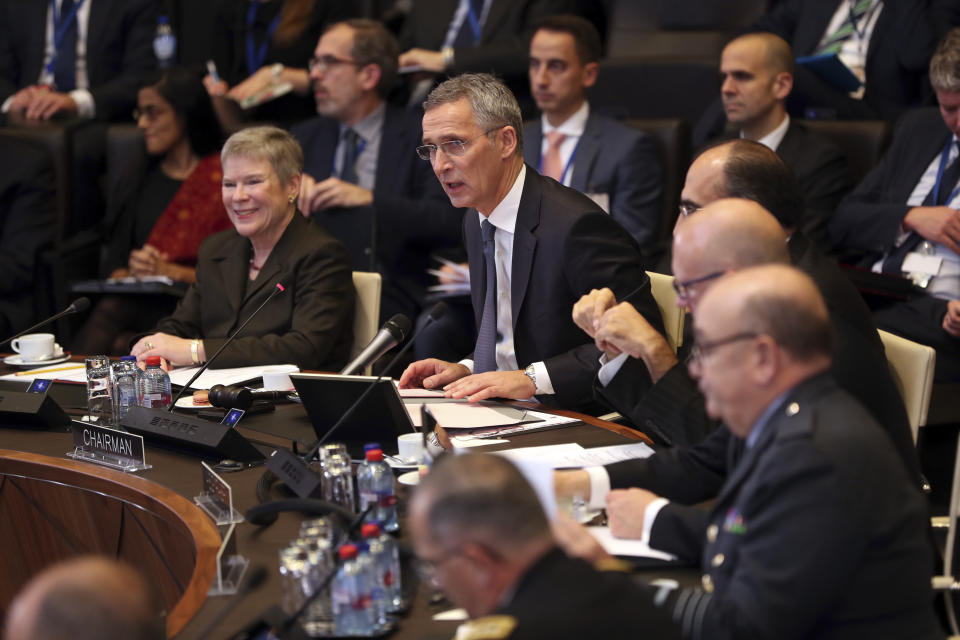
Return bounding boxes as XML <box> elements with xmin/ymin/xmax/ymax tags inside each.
<box><xmin>0</xmin><ymin>450</ymin><xmax>220</xmax><ymax>638</ymax></box>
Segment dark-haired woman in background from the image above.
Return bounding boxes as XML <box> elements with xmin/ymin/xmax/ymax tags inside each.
<box><xmin>203</xmin><ymin>0</ymin><xmax>355</xmax><ymax>127</ymax></box>
<box><xmin>72</xmin><ymin>68</ymin><xmax>230</xmax><ymax>355</ymax></box>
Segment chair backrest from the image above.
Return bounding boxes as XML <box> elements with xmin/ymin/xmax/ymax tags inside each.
<box><xmin>626</xmin><ymin>118</ymin><xmax>689</xmax><ymax>242</ymax></box>
<box><xmin>800</xmin><ymin>119</ymin><xmax>891</xmax><ymax>185</ymax></box>
<box><xmin>878</xmin><ymin>329</ymin><xmax>935</xmax><ymax>443</ymax></box>
<box><xmin>646</xmin><ymin>271</ymin><xmax>684</xmax><ymax>351</ymax></box>
<box><xmin>351</xmin><ymin>271</ymin><xmax>382</xmax><ymax>375</ymax></box>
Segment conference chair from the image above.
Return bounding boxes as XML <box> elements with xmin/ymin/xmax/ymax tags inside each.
<box><xmin>878</xmin><ymin>330</ymin><xmax>936</xmax><ymax>444</ymax></box>
<box><xmin>351</xmin><ymin>271</ymin><xmax>382</xmax><ymax>375</ymax></box>
<box><xmin>626</xmin><ymin>119</ymin><xmax>690</xmax><ymax>243</ymax></box>
<box><xmin>646</xmin><ymin>271</ymin><xmax>684</xmax><ymax>352</ymax></box>
<box><xmin>800</xmin><ymin>119</ymin><xmax>891</xmax><ymax>185</ymax></box>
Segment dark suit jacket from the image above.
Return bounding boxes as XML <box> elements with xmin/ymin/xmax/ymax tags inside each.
<box><xmin>464</xmin><ymin>167</ymin><xmax>664</xmax><ymax>409</ymax></box>
<box><xmin>398</xmin><ymin>0</ymin><xmax>572</xmax><ymax>78</ymax></box>
<box><xmin>523</xmin><ymin>110</ymin><xmax>662</xmax><ymax>249</ymax></box>
<box><xmin>753</xmin><ymin>0</ymin><xmax>941</xmax><ymax>121</ymax></box>
<box><xmin>291</xmin><ymin>105</ymin><xmax>463</xmax><ymax>322</ymax></box>
<box><xmin>491</xmin><ymin>547</ymin><xmax>678</xmax><ymax>639</ymax></box>
<box><xmin>0</xmin><ymin>138</ymin><xmax>56</xmax><ymax>336</ymax></box>
<box><xmin>651</xmin><ymin>374</ymin><xmax>940</xmax><ymax>640</ymax></box>
<box><xmin>831</xmin><ymin>107</ymin><xmax>949</xmax><ymax>261</ymax></box>
<box><xmin>0</xmin><ymin>0</ymin><xmax>157</xmax><ymax>121</ymax></box>
<box><xmin>597</xmin><ymin>232</ymin><xmax>923</xmax><ymax>487</ymax></box>
<box><xmin>775</xmin><ymin>121</ymin><xmax>853</xmax><ymax>252</ymax></box>
<box><xmin>156</xmin><ymin>213</ymin><xmax>355</xmax><ymax>371</ymax></box>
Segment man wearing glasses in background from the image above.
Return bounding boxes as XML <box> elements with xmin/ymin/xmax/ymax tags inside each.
<box><xmin>291</xmin><ymin>19</ymin><xmax>461</xmax><ymax>323</ymax></box>
<box><xmin>399</xmin><ymin>73</ymin><xmax>663</xmax><ymax>411</ymax></box>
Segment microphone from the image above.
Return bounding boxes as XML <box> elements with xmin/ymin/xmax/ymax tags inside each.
<box><xmin>208</xmin><ymin>384</ymin><xmax>291</xmax><ymax>410</ymax></box>
<box><xmin>339</xmin><ymin>313</ymin><xmax>411</xmax><ymax>375</ymax></box>
<box><xmin>265</xmin><ymin>302</ymin><xmax>447</xmax><ymax>499</ymax></box>
<box><xmin>0</xmin><ymin>297</ymin><xmax>91</xmax><ymax>348</ymax></box>
<box><xmin>168</xmin><ymin>283</ymin><xmax>286</xmax><ymax>410</ymax></box>
<box><xmin>190</xmin><ymin>565</ymin><xmax>268</xmax><ymax>640</ymax></box>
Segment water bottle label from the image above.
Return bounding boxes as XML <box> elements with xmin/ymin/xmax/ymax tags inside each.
<box><xmin>359</xmin><ymin>491</ymin><xmax>377</xmax><ymax>509</ymax></box>
<box><xmin>154</xmin><ymin>35</ymin><xmax>176</xmax><ymax>60</ymax></box>
<box><xmin>379</xmin><ymin>494</ymin><xmax>397</xmax><ymax>508</ymax></box>
<box><xmin>351</xmin><ymin>594</ymin><xmax>371</xmax><ymax>611</ymax></box>
<box><xmin>382</xmin><ymin>569</ymin><xmax>394</xmax><ymax>587</ymax></box>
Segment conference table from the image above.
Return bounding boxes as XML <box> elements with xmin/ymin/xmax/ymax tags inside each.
<box><xmin>0</xmin><ymin>372</ymin><xmax>689</xmax><ymax>639</ymax></box>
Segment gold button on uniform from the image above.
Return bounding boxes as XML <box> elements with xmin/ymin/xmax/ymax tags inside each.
<box><xmin>711</xmin><ymin>553</ymin><xmax>725</xmax><ymax>567</ymax></box>
<box><xmin>786</xmin><ymin>402</ymin><xmax>800</xmax><ymax>416</ymax></box>
<box><xmin>701</xmin><ymin>574</ymin><xmax>714</xmax><ymax>592</ymax></box>
<box><xmin>706</xmin><ymin>524</ymin><xmax>718</xmax><ymax>542</ymax></box>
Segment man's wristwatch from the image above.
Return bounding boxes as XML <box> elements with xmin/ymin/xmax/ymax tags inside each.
<box><xmin>523</xmin><ymin>364</ymin><xmax>537</xmax><ymax>392</ymax></box>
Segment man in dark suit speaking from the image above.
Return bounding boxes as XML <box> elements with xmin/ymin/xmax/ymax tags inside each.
<box><xmin>399</xmin><ymin>73</ymin><xmax>663</xmax><ymax>410</ymax></box>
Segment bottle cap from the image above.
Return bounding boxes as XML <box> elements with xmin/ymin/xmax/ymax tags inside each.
<box><xmin>364</xmin><ymin>442</ymin><xmax>382</xmax><ymax>453</ymax></box>
<box><xmin>361</xmin><ymin>523</ymin><xmax>381</xmax><ymax>538</ymax></box>
<box><xmin>121</xmin><ymin>355</ymin><xmax>137</xmax><ymax>362</ymax></box>
<box><xmin>365</xmin><ymin>449</ymin><xmax>383</xmax><ymax>462</ymax></box>
<box><xmin>338</xmin><ymin>544</ymin><xmax>358</xmax><ymax>560</ymax></box>
<box><xmin>145</xmin><ymin>356</ymin><xmax>162</xmax><ymax>367</ymax></box>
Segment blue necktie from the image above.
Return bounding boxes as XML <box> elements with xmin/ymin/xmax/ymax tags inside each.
<box><xmin>473</xmin><ymin>219</ymin><xmax>498</xmax><ymax>374</ymax></box>
<box><xmin>882</xmin><ymin>140</ymin><xmax>960</xmax><ymax>274</ymax></box>
<box><xmin>52</xmin><ymin>0</ymin><xmax>77</xmax><ymax>92</ymax></box>
<box><xmin>453</xmin><ymin>0</ymin><xmax>484</xmax><ymax>48</ymax></box>
<box><xmin>339</xmin><ymin>128</ymin><xmax>360</xmax><ymax>184</ymax></box>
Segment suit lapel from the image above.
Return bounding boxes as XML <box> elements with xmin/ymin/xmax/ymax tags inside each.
<box><xmin>794</xmin><ymin>1</ymin><xmax>843</xmax><ymax>54</ymax></box>
<box><xmin>480</xmin><ymin>0</ymin><xmax>509</xmax><ymax>44</ymax></box>
<box><xmin>86</xmin><ymin>0</ymin><xmax>112</xmax><ymax>84</ymax></box>
<box><xmin>241</xmin><ymin>215</ymin><xmax>300</xmax><ymax>307</ymax></box>
<box><xmin>212</xmin><ymin>234</ymin><xmax>249</xmax><ymax>315</ymax></box>
<box><xmin>315</xmin><ymin>121</ymin><xmax>339</xmax><ymax>179</ymax></box>
<box><xmin>511</xmin><ymin>169</ymin><xmax>540</xmax><ymax>329</ymax></box>
<box><xmin>376</xmin><ymin>107</ymin><xmax>406</xmax><ymax>193</ymax></box>
<box><xmin>774</xmin><ymin>122</ymin><xmax>801</xmax><ymax>164</ymax></box>
<box><xmin>465</xmin><ymin>212</ymin><xmax>485</xmax><ymax>328</ymax></box>
<box><xmin>523</xmin><ymin>122</ymin><xmax>542</xmax><ymax>169</ymax></box>
<box><xmin>25</xmin><ymin>2</ymin><xmax>49</xmax><ymax>82</ymax></box>
<box><xmin>571</xmin><ymin>113</ymin><xmax>601</xmax><ymax>192</ymax></box>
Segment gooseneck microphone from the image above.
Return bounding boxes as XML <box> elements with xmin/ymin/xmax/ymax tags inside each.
<box><xmin>168</xmin><ymin>283</ymin><xmax>286</xmax><ymax>410</ymax></box>
<box><xmin>0</xmin><ymin>297</ymin><xmax>90</xmax><ymax>348</ymax></box>
<box><xmin>339</xmin><ymin>313</ymin><xmax>411</xmax><ymax>375</ymax></box>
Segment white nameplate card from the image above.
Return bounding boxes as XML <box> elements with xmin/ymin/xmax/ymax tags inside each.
<box><xmin>68</xmin><ymin>420</ymin><xmax>151</xmax><ymax>473</ymax></box>
<box><xmin>195</xmin><ymin>461</ymin><xmax>244</xmax><ymax>525</ymax></box>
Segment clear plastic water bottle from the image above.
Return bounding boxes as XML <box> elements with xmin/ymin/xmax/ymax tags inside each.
<box><xmin>137</xmin><ymin>356</ymin><xmax>171</xmax><ymax>409</ymax></box>
<box><xmin>111</xmin><ymin>355</ymin><xmax>138</xmax><ymax>422</ymax></box>
<box><xmin>153</xmin><ymin>16</ymin><xmax>176</xmax><ymax>69</ymax></box>
<box><xmin>371</xmin><ymin>522</ymin><xmax>403</xmax><ymax>612</ymax></box>
<box><xmin>356</xmin><ymin>538</ymin><xmax>387</xmax><ymax>631</ymax></box>
<box><xmin>84</xmin><ymin>355</ymin><xmax>114</xmax><ymax>424</ymax></box>
<box><xmin>356</xmin><ymin>449</ymin><xmax>398</xmax><ymax>531</ymax></box>
<box><xmin>332</xmin><ymin>544</ymin><xmax>374</xmax><ymax>636</ymax></box>
<box><xmin>321</xmin><ymin>450</ymin><xmax>356</xmax><ymax>513</ymax></box>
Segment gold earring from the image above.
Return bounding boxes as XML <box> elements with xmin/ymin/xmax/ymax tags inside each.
<box><xmin>288</xmin><ymin>195</ymin><xmax>296</xmax><ymax>204</ymax></box>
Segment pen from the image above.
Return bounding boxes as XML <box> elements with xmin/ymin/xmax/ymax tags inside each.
<box><xmin>206</xmin><ymin>59</ymin><xmax>221</xmax><ymax>84</ymax></box>
<box><xmin>15</xmin><ymin>363</ymin><xmax>85</xmax><ymax>377</ymax></box>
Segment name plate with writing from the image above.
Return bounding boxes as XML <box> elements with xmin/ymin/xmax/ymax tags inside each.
<box><xmin>195</xmin><ymin>461</ymin><xmax>244</xmax><ymax>525</ymax></box>
<box><xmin>67</xmin><ymin>420</ymin><xmax>152</xmax><ymax>472</ymax></box>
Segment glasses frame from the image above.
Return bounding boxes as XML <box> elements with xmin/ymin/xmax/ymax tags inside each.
<box><xmin>690</xmin><ymin>332</ymin><xmax>759</xmax><ymax>362</ymax></box>
<box><xmin>416</xmin><ymin>126</ymin><xmax>504</xmax><ymax>161</ymax></box>
<box><xmin>672</xmin><ymin>270</ymin><xmax>726</xmax><ymax>302</ymax></box>
<box><xmin>307</xmin><ymin>54</ymin><xmax>362</xmax><ymax>73</ymax></box>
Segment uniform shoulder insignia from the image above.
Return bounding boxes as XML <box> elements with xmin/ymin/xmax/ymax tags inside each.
<box><xmin>454</xmin><ymin>615</ymin><xmax>518</xmax><ymax>640</ymax></box>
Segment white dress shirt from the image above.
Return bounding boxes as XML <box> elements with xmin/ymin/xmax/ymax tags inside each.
<box><xmin>459</xmin><ymin>165</ymin><xmax>555</xmax><ymax>395</ymax></box>
<box><xmin>750</xmin><ymin>113</ymin><xmax>790</xmax><ymax>152</ymax></box>
<box><xmin>539</xmin><ymin>101</ymin><xmax>590</xmax><ymax>187</ymax></box>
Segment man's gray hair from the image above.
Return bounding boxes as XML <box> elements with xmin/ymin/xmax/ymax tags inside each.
<box><xmin>931</xmin><ymin>26</ymin><xmax>960</xmax><ymax>92</ymax></box>
<box><xmin>415</xmin><ymin>453</ymin><xmax>549</xmax><ymax>549</ymax></box>
<box><xmin>423</xmin><ymin>73</ymin><xmax>524</xmax><ymax>154</ymax></box>
<box><xmin>221</xmin><ymin>125</ymin><xmax>303</xmax><ymax>183</ymax></box>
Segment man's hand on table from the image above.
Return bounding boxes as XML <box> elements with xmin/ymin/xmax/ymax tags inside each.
<box><xmin>606</xmin><ymin>488</ymin><xmax>659</xmax><ymax>539</ymax></box>
<box><xmin>398</xmin><ymin>358</ymin><xmax>470</xmax><ymax>390</ymax></box>
<box><xmin>442</xmin><ymin>370</ymin><xmax>535</xmax><ymax>402</ymax></box>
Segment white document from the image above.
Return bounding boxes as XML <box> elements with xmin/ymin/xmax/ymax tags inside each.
<box><xmin>415</xmin><ymin>402</ymin><xmax>536</xmax><ymax>430</ymax></box>
<box><xmin>902</xmin><ymin>252</ymin><xmax>943</xmax><ymax>276</ymax></box>
<box><xmin>495</xmin><ymin>443</ymin><xmax>585</xmax><ymax>464</ymax></box>
<box><xmin>588</xmin><ymin>526</ymin><xmax>677</xmax><ymax>562</ymax></box>
<box><xmin>168</xmin><ymin>364</ymin><xmax>296</xmax><ymax>389</ymax></box>
<box><xmin>509</xmin><ymin>457</ymin><xmax>557</xmax><ymax>520</ymax></box>
<box><xmin>395</xmin><ymin>385</ymin><xmax>447</xmax><ymax>398</ymax></box>
<box><xmin>550</xmin><ymin>442</ymin><xmax>655</xmax><ymax>468</ymax></box>
<box><xmin>450</xmin><ymin>436</ymin><xmax>510</xmax><ymax>448</ymax></box>
<box><xmin>1</xmin><ymin>363</ymin><xmax>87</xmax><ymax>383</ymax></box>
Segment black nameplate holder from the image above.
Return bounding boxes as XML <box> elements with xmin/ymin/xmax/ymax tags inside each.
<box><xmin>0</xmin><ymin>379</ymin><xmax>71</xmax><ymax>430</ymax></box>
<box><xmin>119</xmin><ymin>405</ymin><xmax>264</xmax><ymax>462</ymax></box>
<box><xmin>67</xmin><ymin>419</ymin><xmax>151</xmax><ymax>472</ymax></box>
<box><xmin>266</xmin><ymin>447</ymin><xmax>323</xmax><ymax>499</ymax></box>
<box><xmin>195</xmin><ymin>461</ymin><xmax>244</xmax><ymax>525</ymax></box>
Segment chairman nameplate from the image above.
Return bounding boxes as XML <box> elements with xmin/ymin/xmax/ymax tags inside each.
<box><xmin>68</xmin><ymin>420</ymin><xmax>151</xmax><ymax>472</ymax></box>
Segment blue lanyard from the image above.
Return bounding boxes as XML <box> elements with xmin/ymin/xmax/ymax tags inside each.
<box><xmin>464</xmin><ymin>1</ymin><xmax>483</xmax><ymax>42</ymax></box>
<box><xmin>246</xmin><ymin>2</ymin><xmax>282</xmax><ymax>75</ymax></box>
<box><xmin>932</xmin><ymin>137</ymin><xmax>960</xmax><ymax>206</ymax></box>
<box><xmin>538</xmin><ymin>134</ymin><xmax>582</xmax><ymax>185</ymax></box>
<box><xmin>45</xmin><ymin>0</ymin><xmax>85</xmax><ymax>77</ymax></box>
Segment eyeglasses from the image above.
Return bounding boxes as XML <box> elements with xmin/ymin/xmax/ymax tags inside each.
<box><xmin>413</xmin><ymin>547</ymin><xmax>463</xmax><ymax>584</ymax></box>
<box><xmin>678</xmin><ymin>201</ymin><xmax>702</xmax><ymax>217</ymax></box>
<box><xmin>416</xmin><ymin>127</ymin><xmax>504</xmax><ymax>161</ymax></box>
<box><xmin>689</xmin><ymin>332</ymin><xmax>758</xmax><ymax>362</ymax></box>
<box><xmin>132</xmin><ymin>105</ymin><xmax>168</xmax><ymax>122</ymax></box>
<box><xmin>672</xmin><ymin>270</ymin><xmax>725</xmax><ymax>302</ymax></box>
<box><xmin>308</xmin><ymin>54</ymin><xmax>362</xmax><ymax>73</ymax></box>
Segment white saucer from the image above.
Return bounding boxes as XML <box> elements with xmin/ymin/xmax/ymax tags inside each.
<box><xmin>174</xmin><ymin>396</ymin><xmax>213</xmax><ymax>410</ymax></box>
<box><xmin>397</xmin><ymin>471</ymin><xmax>420</xmax><ymax>486</ymax></box>
<box><xmin>4</xmin><ymin>352</ymin><xmax>70</xmax><ymax>367</ymax></box>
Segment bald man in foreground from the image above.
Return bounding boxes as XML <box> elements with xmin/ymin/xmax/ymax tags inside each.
<box><xmin>4</xmin><ymin>557</ymin><xmax>163</xmax><ymax>640</ymax></box>
<box><xmin>559</xmin><ymin>265</ymin><xmax>941</xmax><ymax>639</ymax></box>
<box><xmin>707</xmin><ymin>33</ymin><xmax>852</xmax><ymax>250</ymax></box>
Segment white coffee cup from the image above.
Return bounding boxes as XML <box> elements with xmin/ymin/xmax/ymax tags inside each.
<box><xmin>11</xmin><ymin>333</ymin><xmax>56</xmax><ymax>361</ymax></box>
<box><xmin>397</xmin><ymin>432</ymin><xmax>425</xmax><ymax>464</ymax></box>
<box><xmin>262</xmin><ymin>365</ymin><xmax>300</xmax><ymax>391</ymax></box>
